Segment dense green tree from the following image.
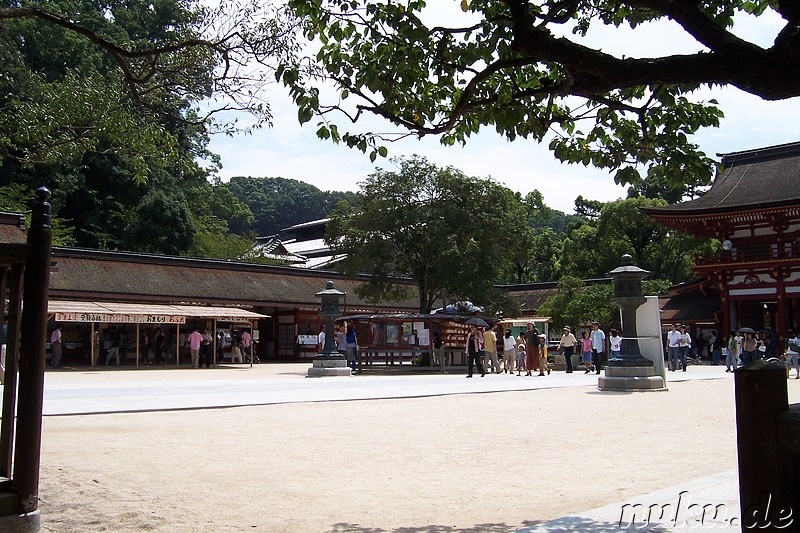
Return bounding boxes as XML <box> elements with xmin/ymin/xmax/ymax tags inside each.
<box><xmin>532</xmin><ymin>208</ymin><xmax>584</xmax><ymax>236</ymax></box>
<box><xmin>125</xmin><ymin>190</ymin><xmax>195</xmax><ymax>254</ymax></box>
<box><xmin>0</xmin><ymin>182</ymin><xmax>75</xmax><ymax>245</ymax></box>
<box><xmin>0</xmin><ymin>0</ymin><xmax>295</xmax><ymax>255</ymax></box>
<box><xmin>282</xmin><ymin>0</ymin><xmax>797</xmax><ymax>186</ymax></box>
<box><xmin>539</xmin><ymin>278</ymin><xmax>673</xmax><ymax>331</ymax></box>
<box><xmin>226</xmin><ymin>176</ymin><xmax>357</xmax><ymax>236</ymax></box>
<box><xmin>325</xmin><ymin>155</ymin><xmax>525</xmax><ymax>313</ymax></box>
<box><xmin>502</xmin><ymin>226</ymin><xmax>562</xmax><ymax>284</ymax></box>
<box><xmin>560</xmin><ymin>196</ymin><xmax>712</xmax><ymax>283</ymax></box>
<box><xmin>1</xmin><ymin>0</ymin><xmax>296</xmax><ymax>162</ymax></box>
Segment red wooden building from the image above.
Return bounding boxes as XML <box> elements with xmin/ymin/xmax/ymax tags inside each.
<box><xmin>643</xmin><ymin>141</ymin><xmax>800</xmax><ymax>347</ymax></box>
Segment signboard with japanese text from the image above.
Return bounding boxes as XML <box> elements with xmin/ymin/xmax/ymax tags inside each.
<box><xmin>54</xmin><ymin>312</ymin><xmax>186</xmax><ymax>324</ymax></box>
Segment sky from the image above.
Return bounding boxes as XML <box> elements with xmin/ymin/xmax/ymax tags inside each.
<box><xmin>206</xmin><ymin>7</ymin><xmax>800</xmax><ymax>214</ymax></box>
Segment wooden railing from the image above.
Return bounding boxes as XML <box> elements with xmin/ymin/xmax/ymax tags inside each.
<box><xmin>356</xmin><ymin>347</ymin><xmax>468</xmax><ymax>373</ymax></box>
<box><xmin>695</xmin><ymin>243</ymin><xmax>800</xmax><ymax>267</ymax></box>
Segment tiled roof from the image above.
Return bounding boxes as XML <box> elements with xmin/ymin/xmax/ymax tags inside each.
<box><xmin>0</xmin><ymin>212</ymin><xmax>26</xmax><ymax>244</ymax></box>
<box><xmin>643</xmin><ymin>141</ymin><xmax>800</xmax><ymax>216</ymax></box>
<box><xmin>48</xmin><ymin>247</ymin><xmax>419</xmax><ymax>311</ymax></box>
<box><xmin>659</xmin><ymin>290</ymin><xmax>720</xmax><ymax>324</ymax></box>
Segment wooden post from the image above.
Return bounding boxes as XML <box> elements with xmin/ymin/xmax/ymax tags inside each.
<box><xmin>0</xmin><ymin>263</ymin><xmax>23</xmax><ymax>479</ymax></box>
<box><xmin>90</xmin><ymin>323</ymin><xmax>95</xmax><ymax>368</ymax></box>
<box><xmin>135</xmin><ymin>323</ymin><xmax>140</xmax><ymax>368</ymax></box>
<box><xmin>735</xmin><ymin>359</ymin><xmax>791</xmax><ymax>530</ymax></box>
<box><xmin>13</xmin><ymin>187</ymin><xmax>52</xmax><ymax>513</ymax></box>
<box><xmin>213</xmin><ymin>318</ymin><xmax>218</xmax><ymax>367</ymax></box>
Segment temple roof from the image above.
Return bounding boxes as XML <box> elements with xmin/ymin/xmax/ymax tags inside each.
<box><xmin>642</xmin><ymin>141</ymin><xmax>800</xmax><ymax>217</ymax></box>
<box><xmin>48</xmin><ymin>247</ymin><xmax>419</xmax><ymax>311</ymax></box>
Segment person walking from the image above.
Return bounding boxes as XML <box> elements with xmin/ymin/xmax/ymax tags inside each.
<box><xmin>153</xmin><ymin>327</ymin><xmax>165</xmax><ymax>365</ymax></box>
<box><xmin>502</xmin><ymin>328</ymin><xmax>516</xmax><ymax>374</ymax></box>
<box><xmin>465</xmin><ymin>325</ymin><xmax>485</xmax><ymax>378</ymax></box>
<box><xmin>317</xmin><ymin>324</ymin><xmax>326</xmax><ymax>352</ymax></box>
<box><xmin>140</xmin><ymin>329</ymin><xmax>152</xmax><ymax>365</ymax></box>
<box><xmin>727</xmin><ymin>330</ymin><xmax>742</xmax><ymax>371</ymax></box>
<box><xmin>527</xmin><ymin>329</ymin><xmax>542</xmax><ymax>376</ymax></box>
<box><xmin>710</xmin><ymin>330</ymin><xmax>722</xmax><ymax>366</ymax></box>
<box><xmin>785</xmin><ymin>331</ymin><xmax>800</xmax><ymax>379</ymax></box>
<box><xmin>609</xmin><ymin>329</ymin><xmax>622</xmax><ymax>359</ymax></box>
<box><xmin>666</xmin><ymin>324</ymin><xmax>681</xmax><ymax>371</ymax></box>
<box><xmin>200</xmin><ymin>328</ymin><xmax>213</xmax><ymax>368</ymax></box>
<box><xmin>538</xmin><ymin>333</ymin><xmax>550</xmax><ymax>375</ymax></box>
<box><xmin>240</xmin><ymin>329</ymin><xmax>252</xmax><ymax>362</ymax></box>
<box><xmin>590</xmin><ymin>321</ymin><xmax>606</xmax><ymax>375</ymax></box>
<box><xmin>678</xmin><ymin>325</ymin><xmax>692</xmax><ymax>371</ymax></box>
<box><xmin>754</xmin><ymin>332</ymin><xmax>767</xmax><ymax>361</ymax></box>
<box><xmin>50</xmin><ymin>324</ymin><xmax>63</xmax><ymax>368</ymax></box>
<box><xmin>525</xmin><ymin>323</ymin><xmax>541</xmax><ymax>375</ymax></box>
<box><xmin>558</xmin><ymin>326</ymin><xmax>577</xmax><ymax>373</ymax></box>
<box><xmin>580</xmin><ymin>330</ymin><xmax>594</xmax><ymax>373</ymax></box>
<box><xmin>741</xmin><ymin>331</ymin><xmax>757</xmax><ymax>366</ymax></box>
<box><xmin>105</xmin><ymin>326</ymin><xmax>121</xmax><ymax>366</ymax></box>
<box><xmin>346</xmin><ymin>322</ymin><xmax>359</xmax><ymax>372</ymax></box>
<box><xmin>188</xmin><ymin>327</ymin><xmax>203</xmax><ymax>368</ymax></box>
<box><xmin>516</xmin><ymin>333</ymin><xmax>527</xmax><ymax>376</ymax></box>
<box><xmin>483</xmin><ymin>325</ymin><xmax>501</xmax><ymax>374</ymax></box>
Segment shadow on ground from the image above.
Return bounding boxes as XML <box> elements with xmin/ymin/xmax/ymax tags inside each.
<box><xmin>326</xmin><ymin>516</ymin><xmax>674</xmax><ymax>532</ymax></box>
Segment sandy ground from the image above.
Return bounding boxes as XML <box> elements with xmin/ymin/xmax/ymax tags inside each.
<box><xmin>34</xmin><ymin>371</ymin><xmax>800</xmax><ymax>532</ymax></box>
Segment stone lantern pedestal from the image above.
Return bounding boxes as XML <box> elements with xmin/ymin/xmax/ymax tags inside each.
<box><xmin>598</xmin><ymin>255</ymin><xmax>666</xmax><ymax>391</ymax></box>
<box><xmin>308</xmin><ymin>281</ymin><xmax>352</xmax><ymax>377</ymax></box>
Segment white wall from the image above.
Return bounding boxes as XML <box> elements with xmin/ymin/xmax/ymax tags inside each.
<box><xmin>636</xmin><ymin>295</ymin><xmax>667</xmax><ymax>382</ymax></box>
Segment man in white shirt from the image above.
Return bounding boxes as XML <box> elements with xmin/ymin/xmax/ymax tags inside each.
<box><xmin>317</xmin><ymin>325</ymin><xmax>326</xmax><ymax>352</ymax></box>
<box><xmin>590</xmin><ymin>321</ymin><xmax>606</xmax><ymax>375</ymax></box>
<box><xmin>666</xmin><ymin>324</ymin><xmax>682</xmax><ymax>372</ymax></box>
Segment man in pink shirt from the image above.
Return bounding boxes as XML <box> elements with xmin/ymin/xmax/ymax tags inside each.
<box><xmin>240</xmin><ymin>330</ymin><xmax>252</xmax><ymax>361</ymax></box>
<box><xmin>188</xmin><ymin>327</ymin><xmax>203</xmax><ymax>369</ymax></box>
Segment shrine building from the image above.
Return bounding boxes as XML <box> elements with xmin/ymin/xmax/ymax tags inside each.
<box><xmin>642</xmin><ymin>141</ymin><xmax>800</xmax><ymax>345</ymax></box>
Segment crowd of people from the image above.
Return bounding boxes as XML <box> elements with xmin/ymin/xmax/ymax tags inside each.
<box><xmin>46</xmin><ymin>324</ymin><xmax>256</xmax><ymax>368</ymax></box>
<box><xmin>665</xmin><ymin>325</ymin><xmax>800</xmax><ymax>378</ymax></box>
<box><xmin>317</xmin><ymin>321</ymin><xmax>361</xmax><ymax>372</ymax></box>
<box><xmin>464</xmin><ymin>321</ymin><xmax>609</xmax><ymax>378</ymax></box>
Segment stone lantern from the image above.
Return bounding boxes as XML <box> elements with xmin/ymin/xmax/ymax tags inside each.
<box><xmin>308</xmin><ymin>281</ymin><xmax>351</xmax><ymax>377</ymax></box>
<box><xmin>598</xmin><ymin>254</ymin><xmax>665</xmax><ymax>390</ymax></box>
<box><xmin>608</xmin><ymin>253</ymin><xmax>651</xmax><ymax>364</ymax></box>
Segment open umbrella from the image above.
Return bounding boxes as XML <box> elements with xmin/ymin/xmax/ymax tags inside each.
<box><xmin>738</xmin><ymin>327</ymin><xmax>756</xmax><ymax>334</ymax></box>
<box><xmin>464</xmin><ymin>317</ymin><xmax>490</xmax><ymax>328</ymax></box>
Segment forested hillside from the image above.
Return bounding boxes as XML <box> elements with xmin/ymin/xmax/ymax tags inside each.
<box><xmin>227</xmin><ymin>177</ymin><xmax>357</xmax><ymax>237</ymax></box>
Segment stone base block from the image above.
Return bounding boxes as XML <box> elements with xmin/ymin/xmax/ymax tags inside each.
<box><xmin>605</xmin><ymin>365</ymin><xmax>659</xmax><ymax>378</ymax></box>
<box><xmin>598</xmin><ymin>375</ymin><xmax>666</xmax><ymax>391</ymax></box>
<box><xmin>0</xmin><ymin>509</ymin><xmax>40</xmax><ymax>532</ymax></box>
<box><xmin>552</xmin><ymin>354</ymin><xmax>582</xmax><ymax>371</ymax></box>
<box><xmin>308</xmin><ymin>357</ymin><xmax>352</xmax><ymax>377</ymax></box>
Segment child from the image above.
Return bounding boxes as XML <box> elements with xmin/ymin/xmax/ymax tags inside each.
<box><xmin>609</xmin><ymin>329</ymin><xmax>622</xmax><ymax>359</ymax></box>
<box><xmin>516</xmin><ymin>342</ymin><xmax>527</xmax><ymax>376</ymax></box>
<box><xmin>539</xmin><ymin>334</ymin><xmax>550</xmax><ymax>375</ymax></box>
<box><xmin>580</xmin><ymin>330</ymin><xmax>594</xmax><ymax>373</ymax></box>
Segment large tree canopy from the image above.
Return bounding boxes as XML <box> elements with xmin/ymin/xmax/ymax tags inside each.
<box><xmin>0</xmin><ymin>0</ymin><xmax>294</xmax><ymax>255</ymax></box>
<box><xmin>282</xmin><ymin>0</ymin><xmax>797</xmax><ymax>186</ymax></box>
<box><xmin>326</xmin><ymin>155</ymin><xmax>525</xmax><ymax>313</ymax></box>
<box><xmin>1</xmin><ymin>0</ymin><xmax>297</xmax><ymax>161</ymax></box>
